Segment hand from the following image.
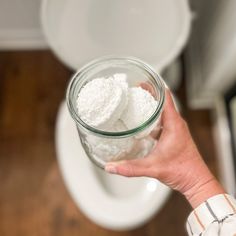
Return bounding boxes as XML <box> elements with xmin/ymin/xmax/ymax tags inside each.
<box><xmin>105</xmin><ymin>89</ymin><xmax>225</xmax><ymax>208</ymax></box>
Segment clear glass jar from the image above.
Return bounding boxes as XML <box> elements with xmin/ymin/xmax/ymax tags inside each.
<box><xmin>66</xmin><ymin>57</ymin><xmax>165</xmax><ymax>169</ymax></box>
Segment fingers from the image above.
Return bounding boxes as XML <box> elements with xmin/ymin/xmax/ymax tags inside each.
<box><xmin>105</xmin><ymin>157</ymin><xmax>153</xmax><ymax>177</ymax></box>
<box><xmin>164</xmin><ymin>89</ymin><xmax>178</xmax><ymax>115</ymax></box>
<box><xmin>162</xmin><ymin>89</ymin><xmax>180</xmax><ymax>128</ymax></box>
<box><xmin>139</xmin><ymin>82</ymin><xmax>155</xmax><ymax>97</ymax></box>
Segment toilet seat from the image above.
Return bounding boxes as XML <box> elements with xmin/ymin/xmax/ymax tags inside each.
<box><xmin>56</xmin><ymin>102</ymin><xmax>171</xmax><ymax>230</ymax></box>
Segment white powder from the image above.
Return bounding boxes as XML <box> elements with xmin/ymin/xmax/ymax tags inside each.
<box><xmin>121</xmin><ymin>87</ymin><xmax>157</xmax><ymax>129</ymax></box>
<box><xmin>120</xmin><ymin>87</ymin><xmax>158</xmax><ymax>139</ymax></box>
<box><xmin>76</xmin><ymin>74</ymin><xmax>158</xmax><ymax>162</ymax></box>
<box><xmin>86</xmin><ymin>120</ymin><xmax>134</xmax><ymax>162</ymax></box>
<box><xmin>77</xmin><ymin>74</ymin><xmax>128</xmax><ymax>129</ymax></box>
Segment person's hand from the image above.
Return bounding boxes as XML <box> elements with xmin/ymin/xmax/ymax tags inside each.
<box><xmin>105</xmin><ymin>89</ymin><xmax>225</xmax><ymax>208</ymax></box>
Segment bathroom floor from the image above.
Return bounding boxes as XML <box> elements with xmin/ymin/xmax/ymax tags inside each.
<box><xmin>0</xmin><ymin>51</ymin><xmax>220</xmax><ymax>236</ymax></box>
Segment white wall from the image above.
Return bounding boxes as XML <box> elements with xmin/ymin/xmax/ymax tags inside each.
<box><xmin>0</xmin><ymin>0</ymin><xmax>47</xmax><ymax>49</ymax></box>
<box><xmin>186</xmin><ymin>0</ymin><xmax>236</xmax><ymax>108</ymax></box>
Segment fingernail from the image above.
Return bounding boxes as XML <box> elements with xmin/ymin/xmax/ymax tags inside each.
<box><xmin>105</xmin><ymin>165</ymin><xmax>117</xmax><ymax>174</ymax></box>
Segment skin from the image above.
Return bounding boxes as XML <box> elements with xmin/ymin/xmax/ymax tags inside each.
<box><xmin>105</xmin><ymin>88</ymin><xmax>225</xmax><ymax>208</ymax></box>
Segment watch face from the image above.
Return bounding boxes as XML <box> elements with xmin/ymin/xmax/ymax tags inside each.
<box><xmin>225</xmin><ymin>82</ymin><xmax>236</xmax><ymax>171</ymax></box>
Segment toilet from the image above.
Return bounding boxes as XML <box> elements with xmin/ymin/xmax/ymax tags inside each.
<box><xmin>41</xmin><ymin>0</ymin><xmax>191</xmax><ymax>230</ymax></box>
<box><xmin>56</xmin><ymin>103</ymin><xmax>170</xmax><ymax>230</ymax></box>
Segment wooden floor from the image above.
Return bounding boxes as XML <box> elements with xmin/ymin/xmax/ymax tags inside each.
<box><xmin>0</xmin><ymin>51</ymin><xmax>220</xmax><ymax>236</ymax></box>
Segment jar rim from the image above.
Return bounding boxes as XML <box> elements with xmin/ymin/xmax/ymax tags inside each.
<box><xmin>66</xmin><ymin>56</ymin><xmax>165</xmax><ymax>138</ymax></box>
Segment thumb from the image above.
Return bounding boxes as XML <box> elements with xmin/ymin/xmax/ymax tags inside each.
<box><xmin>105</xmin><ymin>158</ymin><xmax>152</xmax><ymax>177</ymax></box>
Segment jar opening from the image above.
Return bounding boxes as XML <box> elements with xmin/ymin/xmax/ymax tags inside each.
<box><xmin>66</xmin><ymin>56</ymin><xmax>165</xmax><ymax>138</ymax></box>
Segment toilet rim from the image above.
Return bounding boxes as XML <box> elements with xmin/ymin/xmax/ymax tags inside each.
<box><xmin>55</xmin><ymin>102</ymin><xmax>171</xmax><ymax>230</ymax></box>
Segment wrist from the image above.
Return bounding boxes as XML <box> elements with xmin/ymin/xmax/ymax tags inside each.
<box><xmin>183</xmin><ymin>175</ymin><xmax>225</xmax><ymax>208</ymax></box>
<box><xmin>172</xmin><ymin>156</ymin><xmax>225</xmax><ymax>208</ymax></box>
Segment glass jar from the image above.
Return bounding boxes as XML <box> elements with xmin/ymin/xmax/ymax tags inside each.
<box><xmin>66</xmin><ymin>57</ymin><xmax>165</xmax><ymax>169</ymax></box>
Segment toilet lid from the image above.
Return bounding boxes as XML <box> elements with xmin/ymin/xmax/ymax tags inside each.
<box><xmin>56</xmin><ymin>102</ymin><xmax>171</xmax><ymax>230</ymax></box>
<box><xmin>41</xmin><ymin>0</ymin><xmax>191</xmax><ymax>72</ymax></box>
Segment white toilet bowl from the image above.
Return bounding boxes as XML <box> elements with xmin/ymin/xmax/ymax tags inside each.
<box><xmin>56</xmin><ymin>102</ymin><xmax>171</xmax><ymax>230</ymax></box>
